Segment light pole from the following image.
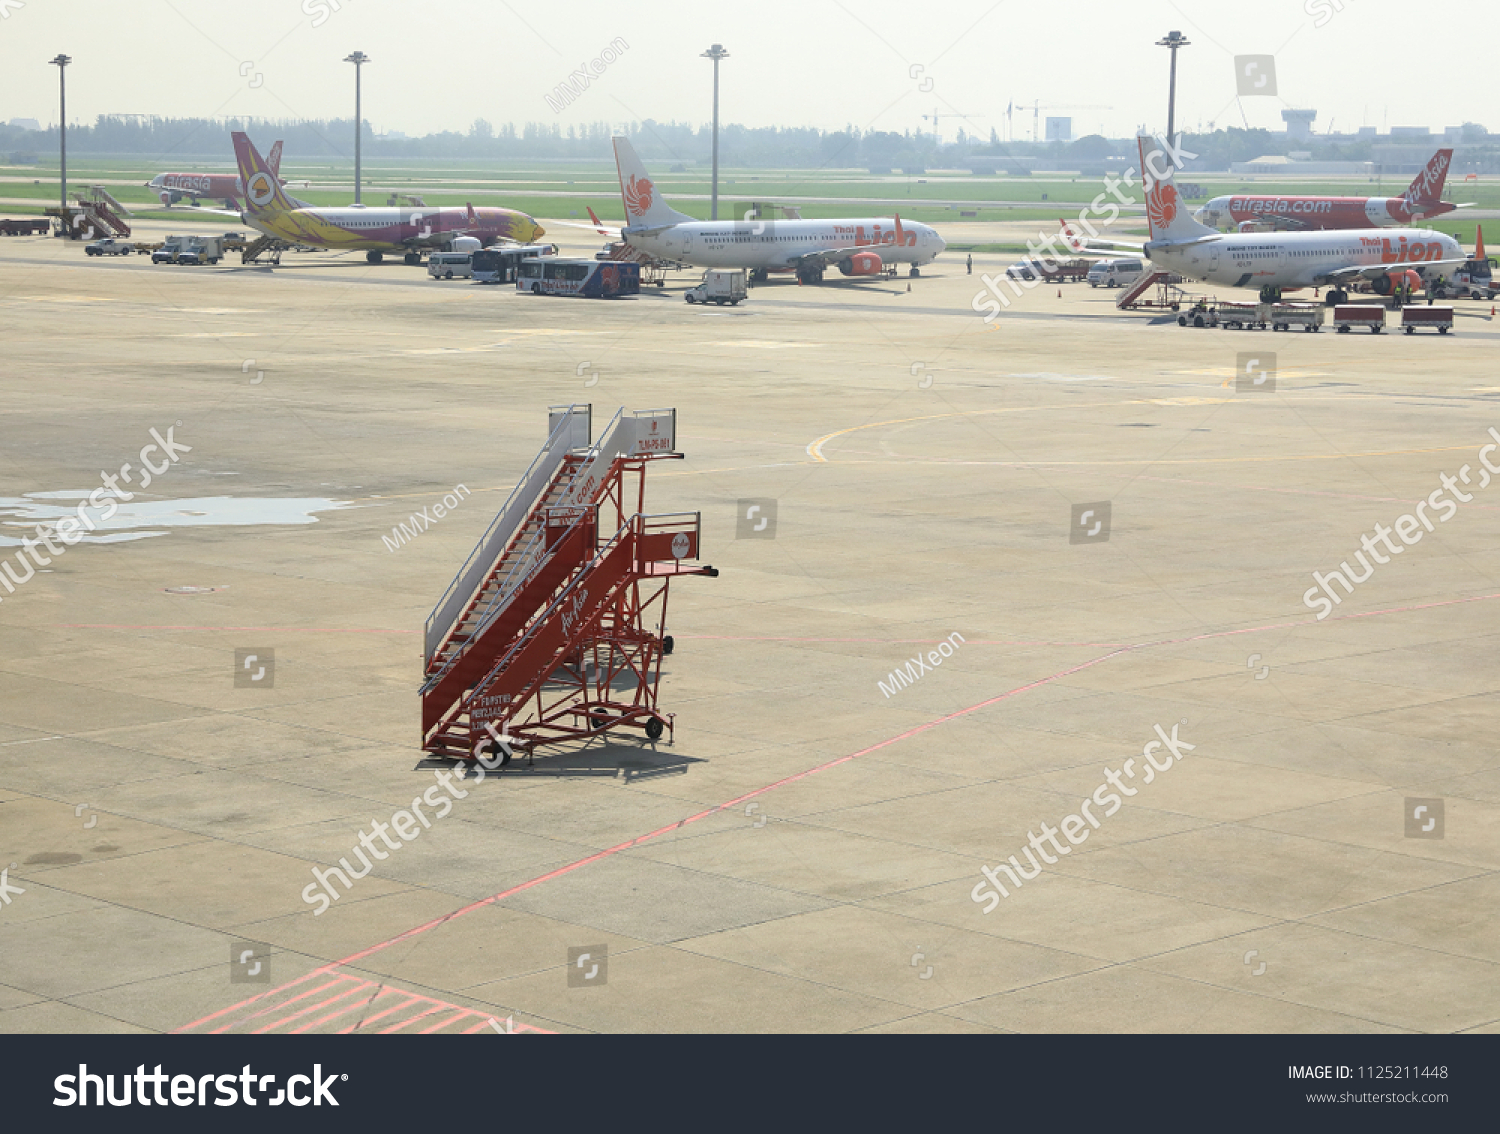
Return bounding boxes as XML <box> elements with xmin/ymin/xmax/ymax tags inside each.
<box><xmin>1155</xmin><ymin>31</ymin><xmax>1190</xmax><ymax>153</ymax></box>
<box><xmin>49</xmin><ymin>54</ymin><xmax>71</xmax><ymax>213</ymax></box>
<box><xmin>700</xmin><ymin>44</ymin><xmax>728</xmax><ymax>220</ymax></box>
<box><xmin>344</xmin><ymin>51</ymin><xmax>370</xmax><ymax>204</ymax></box>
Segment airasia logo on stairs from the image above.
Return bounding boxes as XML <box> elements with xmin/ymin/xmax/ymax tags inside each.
<box><xmin>561</xmin><ymin>588</ymin><xmax>590</xmax><ymax>636</ymax></box>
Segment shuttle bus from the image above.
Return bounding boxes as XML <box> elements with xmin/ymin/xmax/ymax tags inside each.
<box><xmin>471</xmin><ymin>243</ymin><xmax>558</xmax><ymax>284</ymax></box>
<box><xmin>517</xmin><ymin>258</ymin><xmax>640</xmax><ymax>298</ymax></box>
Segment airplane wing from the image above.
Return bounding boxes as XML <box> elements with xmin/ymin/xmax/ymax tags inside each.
<box><xmin>167</xmin><ymin>204</ymin><xmax>246</xmax><ymax>219</ymax></box>
<box><xmin>1320</xmin><ymin>254</ymin><xmax>1471</xmax><ymax>284</ymax></box>
<box><xmin>785</xmin><ymin>215</ymin><xmax>908</xmax><ymax>269</ymax></box>
<box><xmin>1060</xmin><ymin>218</ymin><xmax>1143</xmax><ymax>254</ymax></box>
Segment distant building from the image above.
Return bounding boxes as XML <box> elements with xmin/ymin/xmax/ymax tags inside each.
<box><xmin>1231</xmin><ymin>154</ymin><xmax>1372</xmax><ymax>175</ymax></box>
<box><xmin>1281</xmin><ymin>108</ymin><xmax>1317</xmax><ymax>140</ymax></box>
<box><xmin>8</xmin><ymin>118</ymin><xmax>41</xmax><ymax>131</ymax></box>
<box><xmin>1044</xmin><ymin>116</ymin><xmax>1071</xmax><ymax>142</ymax></box>
<box><xmin>1390</xmin><ymin>126</ymin><xmax>1432</xmax><ymax>139</ymax></box>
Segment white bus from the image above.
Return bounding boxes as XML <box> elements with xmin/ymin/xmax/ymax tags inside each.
<box><xmin>471</xmin><ymin>243</ymin><xmax>558</xmax><ymax>284</ymax></box>
<box><xmin>517</xmin><ymin>258</ymin><xmax>641</xmax><ymax>298</ymax></box>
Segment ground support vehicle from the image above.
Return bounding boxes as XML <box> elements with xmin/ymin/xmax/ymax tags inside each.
<box><xmin>1007</xmin><ymin>257</ymin><xmax>1092</xmax><ymax>283</ymax></box>
<box><xmin>152</xmin><ymin>236</ymin><xmax>191</xmax><ymax>264</ymax></box>
<box><xmin>86</xmin><ymin>238</ymin><xmax>134</xmax><ymax>256</ymax></box>
<box><xmin>1</xmin><ymin>218</ymin><xmax>51</xmax><ymax>236</ymax></box>
<box><xmin>420</xmin><ymin>406</ymin><xmax>716</xmax><ymax>763</ymax></box>
<box><xmin>1216</xmin><ymin>301</ymin><xmax>1269</xmax><ymax>330</ymax></box>
<box><xmin>176</xmin><ymin>236</ymin><xmax>226</xmax><ymax>265</ymax></box>
<box><xmin>1333</xmin><ymin>305</ymin><xmax>1387</xmax><ymax>333</ymax></box>
<box><xmin>685</xmin><ymin>269</ymin><xmax>747</xmax><ymax>306</ymax></box>
<box><xmin>1268</xmin><ymin>303</ymin><xmax>1325</xmax><ymax>332</ymax></box>
<box><xmin>1401</xmin><ymin>306</ymin><xmax>1454</xmax><ymax>334</ymax></box>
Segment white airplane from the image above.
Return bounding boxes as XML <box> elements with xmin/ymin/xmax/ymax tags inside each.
<box><xmin>605</xmin><ymin>136</ymin><xmax>945</xmax><ymax>283</ymax></box>
<box><xmin>1076</xmin><ymin>137</ymin><xmax>1467</xmax><ymax>306</ymax></box>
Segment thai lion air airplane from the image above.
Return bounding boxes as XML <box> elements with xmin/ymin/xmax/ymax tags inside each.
<box><xmin>1194</xmin><ymin>148</ymin><xmax>1469</xmax><ymax>231</ymax></box>
<box><xmin>231</xmin><ymin>132</ymin><xmax>546</xmax><ymax>264</ymax></box>
<box><xmin>604</xmin><ymin>136</ymin><xmax>945</xmax><ymax>283</ymax></box>
<box><xmin>148</xmin><ymin>141</ymin><xmax>285</xmax><ymax>208</ymax></box>
<box><xmin>1077</xmin><ymin>137</ymin><xmax>1467</xmax><ymax>305</ymax></box>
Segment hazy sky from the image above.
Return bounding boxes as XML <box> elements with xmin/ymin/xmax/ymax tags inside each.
<box><xmin>1</xmin><ymin>0</ymin><xmax>1492</xmax><ymax>149</ymax></box>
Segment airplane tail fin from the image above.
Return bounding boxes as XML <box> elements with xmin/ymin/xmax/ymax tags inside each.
<box><xmin>611</xmin><ymin>137</ymin><xmax>695</xmax><ymax>228</ymax></box>
<box><xmin>1060</xmin><ymin>218</ymin><xmax>1084</xmax><ymax>253</ymax></box>
<box><xmin>232</xmin><ymin>132</ymin><xmax>298</xmax><ymax>216</ymax></box>
<box><xmin>1137</xmin><ymin>136</ymin><xmax>1216</xmax><ymax>243</ymax></box>
<box><xmin>1403</xmin><ymin>149</ymin><xmax>1453</xmax><ymax>207</ymax></box>
<box><xmin>267</xmin><ymin>140</ymin><xmax>283</xmax><ymax>179</ymax></box>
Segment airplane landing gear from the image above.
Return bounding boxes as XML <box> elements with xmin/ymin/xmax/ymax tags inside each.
<box><xmin>403</xmin><ymin>251</ymin><xmax>422</xmax><ymax>266</ymax></box>
<box><xmin>1258</xmin><ymin>284</ymin><xmax>1281</xmax><ymax>303</ymax></box>
<box><xmin>1324</xmin><ymin>287</ymin><xmax>1347</xmax><ymax>306</ymax></box>
<box><xmin>796</xmin><ymin>266</ymin><xmax>824</xmax><ymax>285</ymax></box>
<box><xmin>909</xmin><ymin>266</ymin><xmax>921</xmax><ymax>278</ymax></box>
<box><xmin>366</xmin><ymin>250</ymin><xmax>384</xmax><ymax>264</ymax></box>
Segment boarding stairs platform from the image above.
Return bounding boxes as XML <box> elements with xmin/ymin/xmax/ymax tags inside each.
<box><xmin>420</xmin><ymin>405</ymin><xmax>716</xmax><ymax>761</ymax></box>
<box><xmin>47</xmin><ymin>187</ymin><xmax>132</xmax><ymax>239</ymax></box>
<box><xmin>1116</xmin><ymin>268</ymin><xmax>1185</xmax><ymax>311</ymax></box>
<box><xmin>241</xmin><ymin>235</ymin><xmax>289</xmax><ymax>264</ymax></box>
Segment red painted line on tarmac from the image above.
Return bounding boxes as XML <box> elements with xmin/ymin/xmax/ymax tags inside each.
<box><xmin>175</xmin><ymin>587</ymin><xmax>1500</xmax><ymax>1035</ymax></box>
<box><xmin>52</xmin><ymin>623</ymin><xmax>417</xmax><ymax>634</ymax></box>
<box><xmin>326</xmin><ymin>645</ymin><xmax>1139</xmax><ymax>972</ymax></box>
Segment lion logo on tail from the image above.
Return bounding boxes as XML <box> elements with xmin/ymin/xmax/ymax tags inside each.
<box><xmin>1146</xmin><ymin>181</ymin><xmax>1180</xmax><ymax>232</ymax></box>
<box><xmin>624</xmin><ymin>175</ymin><xmax>654</xmax><ymax>217</ymax></box>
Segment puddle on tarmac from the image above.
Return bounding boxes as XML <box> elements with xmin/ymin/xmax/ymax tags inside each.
<box><xmin>0</xmin><ymin>493</ymin><xmax>354</xmax><ymax>547</ymax></box>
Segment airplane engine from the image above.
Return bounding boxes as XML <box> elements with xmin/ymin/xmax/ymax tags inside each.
<box><xmin>1372</xmin><ymin>269</ymin><xmax>1422</xmax><ymax>295</ymax></box>
<box><xmin>159</xmin><ymin>191</ymin><xmax>180</xmax><ymax>206</ymax></box>
<box><xmin>448</xmin><ymin>235</ymin><xmax>482</xmax><ymax>253</ymax></box>
<box><xmin>837</xmin><ymin>251</ymin><xmax>884</xmax><ymax>276</ymax></box>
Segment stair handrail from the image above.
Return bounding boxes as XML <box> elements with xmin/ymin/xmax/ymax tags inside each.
<box><xmin>425</xmin><ymin>406</ymin><xmax>589</xmax><ymax>663</ymax></box>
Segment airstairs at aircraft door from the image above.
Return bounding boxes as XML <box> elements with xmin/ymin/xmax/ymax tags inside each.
<box><xmin>420</xmin><ymin>405</ymin><xmax>716</xmax><ymax>761</ymax></box>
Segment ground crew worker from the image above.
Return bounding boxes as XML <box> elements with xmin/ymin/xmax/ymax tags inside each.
<box><xmin>966</xmin><ymin>253</ymin><xmax>973</xmax><ymax>275</ymax></box>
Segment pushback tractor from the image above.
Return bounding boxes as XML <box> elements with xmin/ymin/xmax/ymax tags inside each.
<box><xmin>420</xmin><ymin>406</ymin><xmax>717</xmax><ymax>765</ymax></box>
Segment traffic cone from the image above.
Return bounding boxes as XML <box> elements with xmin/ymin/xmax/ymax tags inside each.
<box><xmin>906</xmin><ymin>283</ymin><xmax>911</xmax><ymax>293</ymax></box>
<box><xmin>1057</xmin><ymin>289</ymin><xmax>1061</xmax><ymax>298</ymax></box>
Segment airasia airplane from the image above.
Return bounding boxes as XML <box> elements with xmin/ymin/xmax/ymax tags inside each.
<box><xmin>231</xmin><ymin>132</ymin><xmax>545</xmax><ymax>264</ymax></box>
<box><xmin>1078</xmin><ymin>137</ymin><xmax>1466</xmax><ymax>305</ymax></box>
<box><xmin>603</xmin><ymin>136</ymin><xmax>945</xmax><ymax>283</ymax></box>
<box><xmin>147</xmin><ymin>141</ymin><xmax>285</xmax><ymax>208</ymax></box>
<box><xmin>1194</xmin><ymin>148</ymin><xmax>1470</xmax><ymax>231</ymax></box>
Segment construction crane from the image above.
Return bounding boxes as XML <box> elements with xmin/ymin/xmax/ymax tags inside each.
<box><xmin>921</xmin><ymin>108</ymin><xmax>979</xmax><ymax>145</ymax></box>
<box><xmin>1018</xmin><ymin>101</ymin><xmax>1113</xmax><ymax>142</ymax></box>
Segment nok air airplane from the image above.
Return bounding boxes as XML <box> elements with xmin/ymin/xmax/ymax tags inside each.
<box><xmin>230</xmin><ymin>132</ymin><xmax>545</xmax><ymax>264</ymax></box>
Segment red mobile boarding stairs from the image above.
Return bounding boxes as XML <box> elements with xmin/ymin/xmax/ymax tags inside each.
<box><xmin>421</xmin><ymin>405</ymin><xmax>716</xmax><ymax>764</ymax></box>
